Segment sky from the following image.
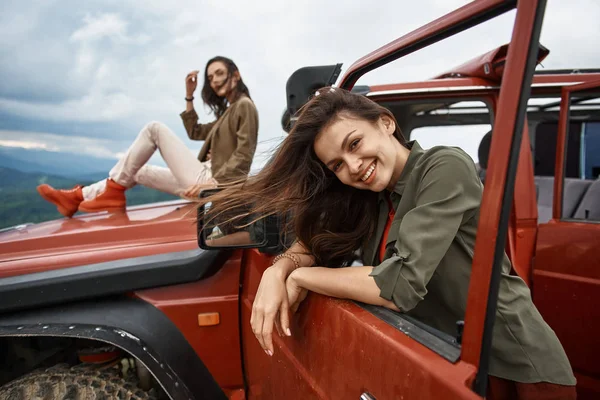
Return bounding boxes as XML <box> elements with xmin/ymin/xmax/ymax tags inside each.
<box><xmin>1</xmin><ymin>0</ymin><xmax>600</xmax><ymax>171</ymax></box>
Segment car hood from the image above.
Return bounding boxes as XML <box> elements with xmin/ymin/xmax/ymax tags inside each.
<box><xmin>0</xmin><ymin>200</ymin><xmax>198</xmax><ymax>269</ymax></box>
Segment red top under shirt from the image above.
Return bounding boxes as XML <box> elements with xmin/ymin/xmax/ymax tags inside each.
<box><xmin>379</xmin><ymin>194</ymin><xmax>396</xmax><ymax>264</ymax></box>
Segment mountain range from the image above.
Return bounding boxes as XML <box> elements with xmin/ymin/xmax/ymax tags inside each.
<box><xmin>0</xmin><ymin>146</ymin><xmax>117</xmax><ymax>180</ymax></box>
<box><xmin>0</xmin><ymin>146</ymin><xmax>177</xmax><ymax>230</ymax></box>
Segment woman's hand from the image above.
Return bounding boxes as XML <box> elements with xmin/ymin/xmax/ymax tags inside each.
<box><xmin>250</xmin><ymin>262</ymin><xmax>294</xmax><ymax>356</ymax></box>
<box><xmin>185</xmin><ymin>70</ymin><xmax>200</xmax><ymax>97</ymax></box>
<box><xmin>286</xmin><ymin>269</ymin><xmax>308</xmax><ymax>313</ymax></box>
<box><xmin>183</xmin><ymin>179</ymin><xmax>218</xmax><ymax>198</ymax></box>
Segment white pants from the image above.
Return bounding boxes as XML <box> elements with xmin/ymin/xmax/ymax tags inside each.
<box><xmin>82</xmin><ymin>121</ymin><xmax>212</xmax><ymax>200</ymax></box>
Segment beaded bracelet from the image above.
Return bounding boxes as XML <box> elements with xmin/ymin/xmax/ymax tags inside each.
<box><xmin>272</xmin><ymin>253</ymin><xmax>301</xmax><ymax>270</ymax></box>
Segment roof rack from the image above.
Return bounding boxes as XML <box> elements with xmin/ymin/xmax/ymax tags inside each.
<box><xmin>534</xmin><ymin>68</ymin><xmax>600</xmax><ymax>75</ymax></box>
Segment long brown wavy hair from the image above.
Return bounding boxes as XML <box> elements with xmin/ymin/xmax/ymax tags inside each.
<box><xmin>201</xmin><ymin>56</ymin><xmax>251</xmax><ymax>118</ymax></box>
<box><xmin>202</xmin><ymin>87</ymin><xmax>406</xmax><ymax>268</ymax></box>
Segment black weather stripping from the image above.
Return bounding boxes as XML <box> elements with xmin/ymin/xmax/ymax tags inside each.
<box><xmin>0</xmin><ymin>248</ymin><xmax>228</xmax><ymax>313</ymax></box>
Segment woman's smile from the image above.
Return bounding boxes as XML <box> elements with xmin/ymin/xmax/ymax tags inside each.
<box><xmin>360</xmin><ymin>160</ymin><xmax>377</xmax><ymax>185</ymax></box>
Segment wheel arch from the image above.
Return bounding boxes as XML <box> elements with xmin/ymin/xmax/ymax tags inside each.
<box><xmin>0</xmin><ymin>296</ymin><xmax>227</xmax><ymax>400</ymax></box>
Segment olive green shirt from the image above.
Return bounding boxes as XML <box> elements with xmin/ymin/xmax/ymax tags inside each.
<box><xmin>368</xmin><ymin>141</ymin><xmax>576</xmax><ymax>385</ymax></box>
<box><xmin>180</xmin><ymin>95</ymin><xmax>258</xmax><ymax>183</ymax></box>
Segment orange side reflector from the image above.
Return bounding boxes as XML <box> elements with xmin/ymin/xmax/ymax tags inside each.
<box><xmin>198</xmin><ymin>312</ymin><xmax>220</xmax><ymax>327</ymax></box>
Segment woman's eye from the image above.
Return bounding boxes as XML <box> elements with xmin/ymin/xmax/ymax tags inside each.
<box><xmin>350</xmin><ymin>139</ymin><xmax>361</xmax><ymax>150</ymax></box>
<box><xmin>333</xmin><ymin>161</ymin><xmax>342</xmax><ymax>172</ymax></box>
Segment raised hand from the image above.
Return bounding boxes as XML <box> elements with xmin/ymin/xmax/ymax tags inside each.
<box><xmin>185</xmin><ymin>70</ymin><xmax>200</xmax><ymax>97</ymax></box>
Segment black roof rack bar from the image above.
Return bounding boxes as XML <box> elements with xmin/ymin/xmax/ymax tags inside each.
<box><xmin>534</xmin><ymin>68</ymin><xmax>600</xmax><ymax>75</ymax></box>
<box><xmin>442</xmin><ymin>105</ymin><xmax>490</xmax><ymax>110</ymax></box>
<box><xmin>423</xmin><ymin>106</ymin><xmax>490</xmax><ymax>115</ymax></box>
<box><xmin>537</xmin><ymin>95</ymin><xmax>598</xmax><ymax>111</ymax></box>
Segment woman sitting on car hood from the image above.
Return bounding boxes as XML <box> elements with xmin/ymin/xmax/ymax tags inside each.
<box><xmin>37</xmin><ymin>56</ymin><xmax>258</xmax><ymax>216</ymax></box>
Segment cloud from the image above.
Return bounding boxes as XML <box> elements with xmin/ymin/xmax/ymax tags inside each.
<box><xmin>0</xmin><ymin>92</ymin><xmax>135</xmax><ymax>122</ymax></box>
<box><xmin>0</xmin><ymin>130</ymin><xmax>123</xmax><ymax>159</ymax></box>
<box><xmin>0</xmin><ymin>0</ymin><xmax>599</xmax><ymax>168</ymax></box>
<box><xmin>70</xmin><ymin>12</ymin><xmax>150</xmax><ymax>45</ymax></box>
<box><xmin>0</xmin><ymin>139</ymin><xmax>53</xmax><ymax>151</ymax></box>
<box><xmin>70</xmin><ymin>13</ymin><xmax>128</xmax><ymax>43</ymax></box>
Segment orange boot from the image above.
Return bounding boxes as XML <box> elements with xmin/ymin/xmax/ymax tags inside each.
<box><xmin>78</xmin><ymin>179</ymin><xmax>127</xmax><ymax>213</ymax></box>
<box><xmin>37</xmin><ymin>184</ymin><xmax>84</xmax><ymax>218</ymax></box>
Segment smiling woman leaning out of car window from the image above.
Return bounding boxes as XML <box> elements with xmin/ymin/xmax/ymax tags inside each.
<box><xmin>200</xmin><ymin>87</ymin><xmax>576</xmax><ymax>400</ymax></box>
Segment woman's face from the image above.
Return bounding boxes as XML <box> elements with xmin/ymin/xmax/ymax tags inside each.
<box><xmin>207</xmin><ymin>61</ymin><xmax>239</xmax><ymax>98</ymax></box>
<box><xmin>314</xmin><ymin>113</ymin><xmax>401</xmax><ymax>192</ymax></box>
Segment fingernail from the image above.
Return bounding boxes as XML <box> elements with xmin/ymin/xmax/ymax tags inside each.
<box><xmin>286</xmin><ymin>328</ymin><xmax>291</xmax><ymax>336</ymax></box>
<box><xmin>267</xmin><ymin>350</ymin><xmax>273</xmax><ymax>356</ymax></box>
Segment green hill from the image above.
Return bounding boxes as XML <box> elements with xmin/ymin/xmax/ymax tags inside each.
<box><xmin>0</xmin><ymin>167</ymin><xmax>178</xmax><ymax>229</ymax></box>
<box><xmin>0</xmin><ymin>146</ymin><xmax>118</xmax><ymax>179</ymax></box>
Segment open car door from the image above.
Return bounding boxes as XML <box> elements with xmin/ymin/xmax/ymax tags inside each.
<box><xmin>532</xmin><ymin>79</ymin><xmax>600</xmax><ymax>400</ymax></box>
<box><xmin>232</xmin><ymin>1</ymin><xmax>550</xmax><ymax>399</ymax></box>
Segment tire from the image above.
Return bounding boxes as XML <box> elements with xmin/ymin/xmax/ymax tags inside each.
<box><xmin>0</xmin><ymin>363</ymin><xmax>158</xmax><ymax>400</ymax></box>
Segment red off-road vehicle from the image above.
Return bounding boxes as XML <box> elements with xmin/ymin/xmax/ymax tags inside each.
<box><xmin>0</xmin><ymin>1</ymin><xmax>598</xmax><ymax>399</ymax></box>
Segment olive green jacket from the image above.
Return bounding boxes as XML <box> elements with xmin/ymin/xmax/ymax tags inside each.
<box><xmin>368</xmin><ymin>141</ymin><xmax>576</xmax><ymax>385</ymax></box>
<box><xmin>180</xmin><ymin>95</ymin><xmax>258</xmax><ymax>183</ymax></box>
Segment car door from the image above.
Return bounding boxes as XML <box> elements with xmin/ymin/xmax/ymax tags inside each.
<box><xmin>533</xmin><ymin>79</ymin><xmax>600</xmax><ymax>400</ymax></box>
<box><xmin>240</xmin><ymin>249</ymin><xmax>478</xmax><ymax>400</ymax></box>
<box><xmin>237</xmin><ymin>1</ymin><xmax>548</xmax><ymax>399</ymax></box>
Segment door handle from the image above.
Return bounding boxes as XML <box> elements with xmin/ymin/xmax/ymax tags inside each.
<box><xmin>360</xmin><ymin>393</ymin><xmax>376</xmax><ymax>400</ymax></box>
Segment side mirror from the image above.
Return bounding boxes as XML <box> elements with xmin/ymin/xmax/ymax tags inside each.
<box><xmin>285</xmin><ymin>64</ymin><xmax>343</xmax><ymax>129</ymax></box>
<box><xmin>197</xmin><ymin>189</ymin><xmax>286</xmax><ymax>253</ymax></box>
<box><xmin>281</xmin><ymin>109</ymin><xmax>291</xmax><ymax>133</ymax></box>
<box><xmin>282</xmin><ymin>66</ymin><xmax>374</xmax><ymax>133</ymax></box>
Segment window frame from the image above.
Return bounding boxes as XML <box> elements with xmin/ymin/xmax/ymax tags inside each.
<box><xmin>405</xmin><ymin>97</ymin><xmax>495</xmax><ymax>165</ymax></box>
<box><xmin>350</xmin><ymin>95</ymin><xmax>494</xmax><ymax>362</ymax></box>
<box><xmin>336</xmin><ymin>0</ymin><xmax>548</xmax><ymax>395</ymax></box>
<box><xmin>357</xmin><ymin>302</ymin><xmax>462</xmax><ymax>363</ymax></box>
<box><xmin>555</xmin><ymin>80</ymin><xmax>600</xmax><ymax>224</ymax></box>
